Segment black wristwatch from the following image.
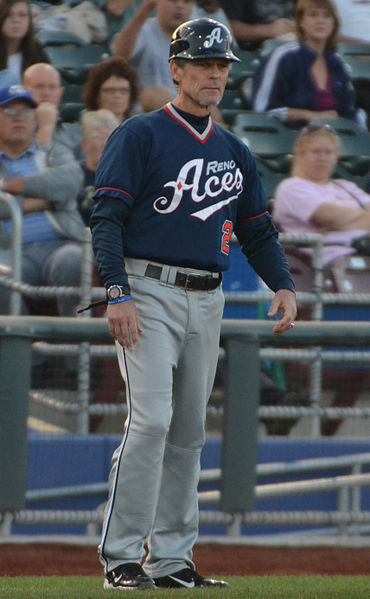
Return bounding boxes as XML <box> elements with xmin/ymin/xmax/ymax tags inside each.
<box><xmin>106</xmin><ymin>285</ymin><xmax>127</xmax><ymax>301</ymax></box>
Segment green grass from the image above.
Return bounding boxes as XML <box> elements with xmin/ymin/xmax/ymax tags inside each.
<box><xmin>0</xmin><ymin>576</ymin><xmax>369</xmax><ymax>599</ymax></box>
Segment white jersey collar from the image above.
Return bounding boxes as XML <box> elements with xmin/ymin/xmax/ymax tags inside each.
<box><xmin>164</xmin><ymin>103</ymin><xmax>213</xmax><ymax>144</ymax></box>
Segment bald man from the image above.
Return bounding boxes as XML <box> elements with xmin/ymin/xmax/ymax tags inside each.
<box><xmin>23</xmin><ymin>63</ymin><xmax>82</xmax><ymax>157</ymax></box>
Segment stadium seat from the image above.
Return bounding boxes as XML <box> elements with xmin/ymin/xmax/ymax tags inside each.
<box><xmin>226</xmin><ymin>49</ymin><xmax>260</xmax><ymax>90</ymax></box>
<box><xmin>218</xmin><ymin>88</ymin><xmax>248</xmax><ymax>111</ymax></box>
<box><xmin>311</xmin><ymin>117</ymin><xmax>370</xmax><ymax>174</ymax></box>
<box><xmin>43</xmin><ymin>42</ymin><xmax>110</xmax><ymax>84</ymax></box>
<box><xmin>60</xmin><ymin>102</ymin><xmax>84</xmax><ymax>123</ymax></box>
<box><xmin>61</xmin><ymin>82</ymin><xmax>85</xmax><ymax>104</ymax></box>
<box><xmin>37</xmin><ymin>29</ymin><xmax>86</xmax><ymax>47</ymax></box>
<box><xmin>254</xmin><ymin>156</ymin><xmax>284</xmax><ymax>204</ymax></box>
<box><xmin>231</xmin><ymin>112</ymin><xmax>297</xmax><ymax>172</ymax></box>
<box><xmin>337</xmin><ymin>42</ymin><xmax>370</xmax><ymax>58</ymax></box>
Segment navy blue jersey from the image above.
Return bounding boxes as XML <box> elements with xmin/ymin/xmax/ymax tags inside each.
<box><xmin>91</xmin><ymin>103</ymin><xmax>294</xmax><ymax>293</ymax></box>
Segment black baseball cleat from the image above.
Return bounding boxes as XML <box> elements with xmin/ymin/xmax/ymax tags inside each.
<box><xmin>104</xmin><ymin>562</ymin><xmax>156</xmax><ymax>590</ymax></box>
<box><xmin>153</xmin><ymin>567</ymin><xmax>229</xmax><ymax>589</ymax></box>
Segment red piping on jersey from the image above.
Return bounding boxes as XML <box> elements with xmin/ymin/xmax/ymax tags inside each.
<box><xmin>96</xmin><ymin>187</ymin><xmax>135</xmax><ymax>202</ymax></box>
<box><xmin>163</xmin><ymin>104</ymin><xmax>213</xmax><ymax>144</ymax></box>
<box><xmin>238</xmin><ymin>211</ymin><xmax>269</xmax><ymax>222</ymax></box>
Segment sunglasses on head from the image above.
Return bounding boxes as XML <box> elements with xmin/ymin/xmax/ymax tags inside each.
<box><xmin>299</xmin><ymin>122</ymin><xmax>336</xmax><ymax>136</ymax></box>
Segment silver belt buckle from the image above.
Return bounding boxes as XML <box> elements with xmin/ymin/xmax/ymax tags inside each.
<box><xmin>184</xmin><ymin>273</ymin><xmax>193</xmax><ymax>290</ymax></box>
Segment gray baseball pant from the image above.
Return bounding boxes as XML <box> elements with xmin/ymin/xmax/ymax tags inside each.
<box><xmin>99</xmin><ymin>258</ymin><xmax>224</xmax><ymax>577</ymax></box>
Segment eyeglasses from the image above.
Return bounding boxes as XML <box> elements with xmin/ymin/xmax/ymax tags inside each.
<box><xmin>1</xmin><ymin>107</ymin><xmax>34</xmax><ymax>119</ymax></box>
<box><xmin>100</xmin><ymin>87</ymin><xmax>130</xmax><ymax>96</ymax></box>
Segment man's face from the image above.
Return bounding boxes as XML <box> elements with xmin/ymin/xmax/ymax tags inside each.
<box><xmin>157</xmin><ymin>0</ymin><xmax>194</xmax><ymax>35</ymax></box>
<box><xmin>0</xmin><ymin>100</ymin><xmax>35</xmax><ymax>146</ymax></box>
<box><xmin>171</xmin><ymin>59</ymin><xmax>230</xmax><ymax>110</ymax></box>
<box><xmin>24</xmin><ymin>67</ymin><xmax>63</xmax><ymax>107</ymax></box>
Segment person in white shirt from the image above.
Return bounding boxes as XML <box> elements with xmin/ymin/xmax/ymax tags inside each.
<box><xmin>113</xmin><ymin>0</ymin><xmax>194</xmax><ymax>96</ymax></box>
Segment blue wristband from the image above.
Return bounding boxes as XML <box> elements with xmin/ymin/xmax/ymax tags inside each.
<box><xmin>107</xmin><ymin>295</ymin><xmax>133</xmax><ymax>305</ymax></box>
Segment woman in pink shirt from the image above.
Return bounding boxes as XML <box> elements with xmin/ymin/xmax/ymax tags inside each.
<box><xmin>274</xmin><ymin>123</ymin><xmax>370</xmax><ymax>267</ymax></box>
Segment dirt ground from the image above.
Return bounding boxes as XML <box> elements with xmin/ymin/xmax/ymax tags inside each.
<box><xmin>1</xmin><ymin>543</ymin><xmax>370</xmax><ymax>577</ymax></box>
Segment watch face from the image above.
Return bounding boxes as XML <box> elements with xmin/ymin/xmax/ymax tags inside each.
<box><xmin>108</xmin><ymin>286</ymin><xmax>122</xmax><ymax>300</ymax></box>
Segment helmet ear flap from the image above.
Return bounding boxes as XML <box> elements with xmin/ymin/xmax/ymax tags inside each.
<box><xmin>169</xmin><ymin>39</ymin><xmax>190</xmax><ymax>59</ymax></box>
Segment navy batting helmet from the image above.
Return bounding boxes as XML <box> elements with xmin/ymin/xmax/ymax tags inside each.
<box><xmin>169</xmin><ymin>18</ymin><xmax>240</xmax><ymax>63</ymax></box>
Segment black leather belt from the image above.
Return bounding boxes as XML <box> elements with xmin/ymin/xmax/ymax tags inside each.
<box><xmin>144</xmin><ymin>264</ymin><xmax>222</xmax><ymax>291</ymax></box>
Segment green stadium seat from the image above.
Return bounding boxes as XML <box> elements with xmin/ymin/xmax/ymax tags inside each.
<box><xmin>60</xmin><ymin>102</ymin><xmax>84</xmax><ymax>123</ymax></box>
<box><xmin>312</xmin><ymin>117</ymin><xmax>370</xmax><ymax>175</ymax></box>
<box><xmin>231</xmin><ymin>111</ymin><xmax>297</xmax><ymax>173</ymax></box>
<box><xmin>254</xmin><ymin>156</ymin><xmax>285</xmax><ymax>204</ymax></box>
<box><xmin>37</xmin><ymin>29</ymin><xmax>86</xmax><ymax>47</ymax></box>
<box><xmin>226</xmin><ymin>49</ymin><xmax>260</xmax><ymax>90</ymax></box>
<box><xmin>218</xmin><ymin>88</ymin><xmax>248</xmax><ymax>111</ymax></box>
<box><xmin>44</xmin><ymin>43</ymin><xmax>110</xmax><ymax>83</ymax></box>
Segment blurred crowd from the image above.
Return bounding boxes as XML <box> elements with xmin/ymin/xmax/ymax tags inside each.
<box><xmin>0</xmin><ymin>0</ymin><xmax>369</xmax><ymax>320</ymax></box>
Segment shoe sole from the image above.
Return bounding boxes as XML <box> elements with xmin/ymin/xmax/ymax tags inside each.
<box><xmin>104</xmin><ymin>580</ymin><xmax>155</xmax><ymax>590</ymax></box>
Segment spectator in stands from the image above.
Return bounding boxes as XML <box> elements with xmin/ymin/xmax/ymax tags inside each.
<box><xmin>218</xmin><ymin>0</ymin><xmax>294</xmax><ymax>48</ymax></box>
<box><xmin>252</xmin><ymin>0</ymin><xmax>366</xmax><ymax>129</ymax></box>
<box><xmin>23</xmin><ymin>63</ymin><xmax>82</xmax><ymax>157</ymax></box>
<box><xmin>333</xmin><ymin>0</ymin><xmax>370</xmax><ymax>45</ymax></box>
<box><xmin>113</xmin><ymin>0</ymin><xmax>194</xmax><ymax>97</ymax></box>
<box><xmin>0</xmin><ymin>84</ymin><xmax>84</xmax><ymax>316</ymax></box>
<box><xmin>139</xmin><ymin>84</ymin><xmax>172</xmax><ymax>112</ymax></box>
<box><xmin>83</xmin><ymin>56</ymin><xmax>139</xmax><ymax>123</ymax></box>
<box><xmin>77</xmin><ymin>109</ymin><xmax>119</xmax><ymax>225</ymax></box>
<box><xmin>0</xmin><ymin>0</ymin><xmax>50</xmax><ymax>82</ymax></box>
<box><xmin>192</xmin><ymin>1</ymin><xmax>237</xmax><ymax>45</ymax></box>
<box><xmin>94</xmin><ymin>0</ymin><xmax>143</xmax><ymax>42</ymax></box>
<box><xmin>273</xmin><ymin>123</ymin><xmax>370</xmax><ymax>268</ymax></box>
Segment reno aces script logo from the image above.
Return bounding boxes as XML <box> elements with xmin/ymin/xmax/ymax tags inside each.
<box><xmin>203</xmin><ymin>27</ymin><xmax>223</xmax><ymax>48</ymax></box>
<box><xmin>153</xmin><ymin>158</ymin><xmax>243</xmax><ymax>222</ymax></box>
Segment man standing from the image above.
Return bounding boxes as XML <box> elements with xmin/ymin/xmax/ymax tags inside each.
<box><xmin>0</xmin><ymin>84</ymin><xmax>84</xmax><ymax>316</ymax></box>
<box><xmin>91</xmin><ymin>18</ymin><xmax>296</xmax><ymax>591</ymax></box>
<box><xmin>113</xmin><ymin>0</ymin><xmax>195</xmax><ymax>96</ymax></box>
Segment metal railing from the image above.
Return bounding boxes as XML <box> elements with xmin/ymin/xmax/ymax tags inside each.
<box><xmin>1</xmin><ymin>195</ymin><xmax>369</xmax><ymax>437</ymax></box>
<box><xmin>3</xmin><ymin>451</ymin><xmax>370</xmax><ymax>538</ymax></box>
<box><xmin>1</xmin><ymin>317</ymin><xmax>370</xmax><ymax>538</ymax></box>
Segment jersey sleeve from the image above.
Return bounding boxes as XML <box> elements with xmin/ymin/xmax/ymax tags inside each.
<box><xmin>91</xmin><ymin>119</ymin><xmax>149</xmax><ymax>290</ymax></box>
<box><xmin>235</xmin><ymin>152</ymin><xmax>295</xmax><ymax>293</ymax></box>
<box><xmin>94</xmin><ymin>120</ymin><xmax>147</xmax><ymax>206</ymax></box>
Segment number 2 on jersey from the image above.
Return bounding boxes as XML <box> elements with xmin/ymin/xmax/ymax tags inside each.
<box><xmin>221</xmin><ymin>220</ymin><xmax>233</xmax><ymax>255</ymax></box>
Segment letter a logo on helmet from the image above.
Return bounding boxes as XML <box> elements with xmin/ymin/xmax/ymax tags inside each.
<box><xmin>204</xmin><ymin>27</ymin><xmax>223</xmax><ymax>49</ymax></box>
<box><xmin>169</xmin><ymin>18</ymin><xmax>240</xmax><ymax>63</ymax></box>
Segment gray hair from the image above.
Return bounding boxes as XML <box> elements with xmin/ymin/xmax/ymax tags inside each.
<box><xmin>81</xmin><ymin>109</ymin><xmax>119</xmax><ymax>142</ymax></box>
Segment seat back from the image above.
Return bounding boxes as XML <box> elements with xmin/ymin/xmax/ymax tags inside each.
<box><xmin>44</xmin><ymin>43</ymin><xmax>109</xmax><ymax>84</ymax></box>
<box><xmin>231</xmin><ymin>112</ymin><xmax>297</xmax><ymax>160</ymax></box>
<box><xmin>328</xmin><ymin>254</ymin><xmax>370</xmax><ymax>294</ymax></box>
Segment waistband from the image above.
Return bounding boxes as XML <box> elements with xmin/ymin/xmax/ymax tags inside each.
<box><xmin>125</xmin><ymin>258</ymin><xmax>222</xmax><ymax>292</ymax></box>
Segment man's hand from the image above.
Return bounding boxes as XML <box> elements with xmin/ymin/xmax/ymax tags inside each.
<box><xmin>269</xmin><ymin>18</ymin><xmax>294</xmax><ymax>38</ymax></box>
<box><xmin>35</xmin><ymin>103</ymin><xmax>59</xmax><ymax>144</ymax></box>
<box><xmin>23</xmin><ymin>198</ymin><xmax>52</xmax><ymax>213</ymax></box>
<box><xmin>311</xmin><ymin>110</ymin><xmax>339</xmax><ymax>122</ymax></box>
<box><xmin>105</xmin><ymin>0</ymin><xmax>137</xmax><ymax>18</ymax></box>
<box><xmin>268</xmin><ymin>289</ymin><xmax>297</xmax><ymax>335</ymax></box>
<box><xmin>107</xmin><ymin>298</ymin><xmax>142</xmax><ymax>349</ymax></box>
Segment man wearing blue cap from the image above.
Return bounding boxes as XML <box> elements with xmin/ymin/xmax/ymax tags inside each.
<box><xmin>0</xmin><ymin>84</ymin><xmax>84</xmax><ymax>316</ymax></box>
